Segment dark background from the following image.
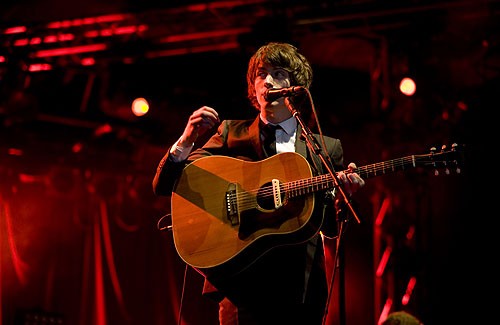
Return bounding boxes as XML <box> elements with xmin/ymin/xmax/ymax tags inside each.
<box><xmin>0</xmin><ymin>0</ymin><xmax>494</xmax><ymax>324</ymax></box>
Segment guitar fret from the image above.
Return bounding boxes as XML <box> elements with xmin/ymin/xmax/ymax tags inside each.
<box><xmin>314</xmin><ymin>176</ymin><xmax>321</xmax><ymax>192</ymax></box>
<box><xmin>289</xmin><ymin>182</ymin><xmax>295</xmax><ymax>197</ymax></box>
<box><xmin>296</xmin><ymin>179</ymin><xmax>302</xmax><ymax>196</ymax></box>
<box><xmin>324</xmin><ymin>175</ymin><xmax>333</xmax><ymax>190</ymax></box>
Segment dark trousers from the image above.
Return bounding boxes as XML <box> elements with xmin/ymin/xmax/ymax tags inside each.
<box><xmin>218</xmin><ymin>297</ymin><xmax>325</xmax><ymax>325</ymax></box>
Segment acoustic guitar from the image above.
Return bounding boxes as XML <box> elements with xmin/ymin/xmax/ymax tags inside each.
<box><xmin>170</xmin><ymin>144</ymin><xmax>462</xmax><ymax>279</ymax></box>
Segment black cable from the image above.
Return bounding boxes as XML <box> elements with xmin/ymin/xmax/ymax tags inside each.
<box><xmin>177</xmin><ymin>263</ymin><xmax>189</xmax><ymax>325</ymax></box>
<box><xmin>157</xmin><ymin>213</ymin><xmax>172</xmax><ymax>231</ymax></box>
<box><xmin>156</xmin><ymin>213</ymin><xmax>184</xmax><ymax>324</ymax></box>
<box><xmin>322</xmin><ymin>205</ymin><xmax>350</xmax><ymax>325</ymax></box>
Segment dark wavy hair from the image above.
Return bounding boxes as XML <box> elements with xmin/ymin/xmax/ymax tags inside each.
<box><xmin>246</xmin><ymin>42</ymin><xmax>313</xmax><ymax>110</ymax></box>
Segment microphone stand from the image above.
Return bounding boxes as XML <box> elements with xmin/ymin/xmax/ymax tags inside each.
<box><xmin>284</xmin><ymin>97</ymin><xmax>361</xmax><ymax>325</ymax></box>
<box><xmin>284</xmin><ymin>98</ymin><xmax>360</xmax><ymax>224</ymax></box>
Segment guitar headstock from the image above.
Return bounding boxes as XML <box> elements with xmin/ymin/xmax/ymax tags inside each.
<box><xmin>427</xmin><ymin>143</ymin><xmax>464</xmax><ymax>176</ymax></box>
<box><xmin>348</xmin><ymin>144</ymin><xmax>465</xmax><ymax>180</ymax></box>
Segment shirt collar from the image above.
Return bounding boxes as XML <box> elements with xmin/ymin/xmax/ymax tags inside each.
<box><xmin>259</xmin><ymin>115</ymin><xmax>296</xmax><ymax>135</ymax></box>
<box><xmin>277</xmin><ymin>116</ymin><xmax>296</xmax><ymax>136</ymax></box>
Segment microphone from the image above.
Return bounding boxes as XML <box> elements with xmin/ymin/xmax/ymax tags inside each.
<box><xmin>264</xmin><ymin>86</ymin><xmax>306</xmax><ymax>102</ymax></box>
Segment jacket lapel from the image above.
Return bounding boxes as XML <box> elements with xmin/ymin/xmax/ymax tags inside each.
<box><xmin>294</xmin><ymin>124</ymin><xmax>307</xmax><ymax>158</ymax></box>
<box><xmin>294</xmin><ymin>124</ymin><xmax>324</xmax><ymax>175</ymax></box>
<box><xmin>249</xmin><ymin>117</ymin><xmax>266</xmax><ymax>160</ymax></box>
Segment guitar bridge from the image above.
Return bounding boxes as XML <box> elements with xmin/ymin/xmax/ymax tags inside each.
<box><xmin>226</xmin><ymin>183</ymin><xmax>239</xmax><ymax>225</ymax></box>
<box><xmin>272</xmin><ymin>179</ymin><xmax>283</xmax><ymax>209</ymax></box>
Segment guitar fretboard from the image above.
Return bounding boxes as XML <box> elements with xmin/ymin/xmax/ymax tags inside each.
<box><xmin>285</xmin><ymin>154</ymin><xmax>446</xmax><ymax>198</ymax></box>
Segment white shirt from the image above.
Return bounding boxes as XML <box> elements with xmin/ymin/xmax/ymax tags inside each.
<box><xmin>273</xmin><ymin>116</ymin><xmax>297</xmax><ymax>154</ymax></box>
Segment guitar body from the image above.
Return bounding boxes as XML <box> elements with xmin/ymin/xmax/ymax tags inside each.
<box><xmin>171</xmin><ymin>152</ymin><xmax>320</xmax><ymax>278</ymax></box>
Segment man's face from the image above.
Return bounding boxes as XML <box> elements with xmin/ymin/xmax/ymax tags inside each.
<box><xmin>254</xmin><ymin>63</ymin><xmax>291</xmax><ymax>109</ymax></box>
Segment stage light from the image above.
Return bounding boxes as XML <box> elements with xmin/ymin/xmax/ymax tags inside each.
<box><xmin>94</xmin><ymin>123</ymin><xmax>113</xmax><ymax>137</ymax></box>
<box><xmin>72</xmin><ymin>142</ymin><xmax>84</xmax><ymax>153</ymax></box>
<box><xmin>81</xmin><ymin>57</ymin><xmax>96</xmax><ymax>66</ymax></box>
<box><xmin>399</xmin><ymin>77</ymin><xmax>416</xmax><ymax>96</ymax></box>
<box><xmin>28</xmin><ymin>63</ymin><xmax>52</xmax><ymax>72</ymax></box>
<box><xmin>34</xmin><ymin>44</ymin><xmax>107</xmax><ymax>58</ymax></box>
<box><xmin>131</xmin><ymin>97</ymin><xmax>149</xmax><ymax>117</ymax></box>
<box><xmin>402</xmin><ymin>276</ymin><xmax>417</xmax><ymax>305</ymax></box>
<box><xmin>3</xmin><ymin>26</ymin><xmax>27</xmax><ymax>34</ymax></box>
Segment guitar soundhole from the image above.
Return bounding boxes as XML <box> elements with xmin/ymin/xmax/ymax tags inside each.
<box><xmin>257</xmin><ymin>181</ymin><xmax>286</xmax><ymax>211</ymax></box>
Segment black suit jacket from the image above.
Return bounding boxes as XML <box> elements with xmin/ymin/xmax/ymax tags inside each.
<box><xmin>152</xmin><ymin>116</ymin><xmax>345</xmax><ymax>308</ymax></box>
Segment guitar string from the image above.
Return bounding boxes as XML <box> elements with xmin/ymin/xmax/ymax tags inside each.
<box><xmin>237</xmin><ymin>156</ymin><xmax>429</xmax><ymax>199</ymax></box>
<box><xmin>234</xmin><ymin>156</ymin><xmax>455</xmax><ymax>210</ymax></box>
<box><xmin>234</xmin><ymin>150</ymin><xmax>457</xmax><ymax>203</ymax></box>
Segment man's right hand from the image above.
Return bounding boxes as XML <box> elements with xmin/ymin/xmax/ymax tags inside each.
<box><xmin>179</xmin><ymin>106</ymin><xmax>220</xmax><ymax>146</ymax></box>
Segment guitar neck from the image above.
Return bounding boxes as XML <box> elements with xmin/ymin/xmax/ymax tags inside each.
<box><xmin>354</xmin><ymin>155</ymin><xmax>421</xmax><ymax>179</ymax></box>
<box><xmin>286</xmin><ymin>154</ymin><xmax>425</xmax><ymax>198</ymax></box>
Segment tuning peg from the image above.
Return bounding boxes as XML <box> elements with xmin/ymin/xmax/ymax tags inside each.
<box><xmin>430</xmin><ymin>146</ymin><xmax>438</xmax><ymax>174</ymax></box>
<box><xmin>451</xmin><ymin>143</ymin><xmax>462</xmax><ymax>174</ymax></box>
